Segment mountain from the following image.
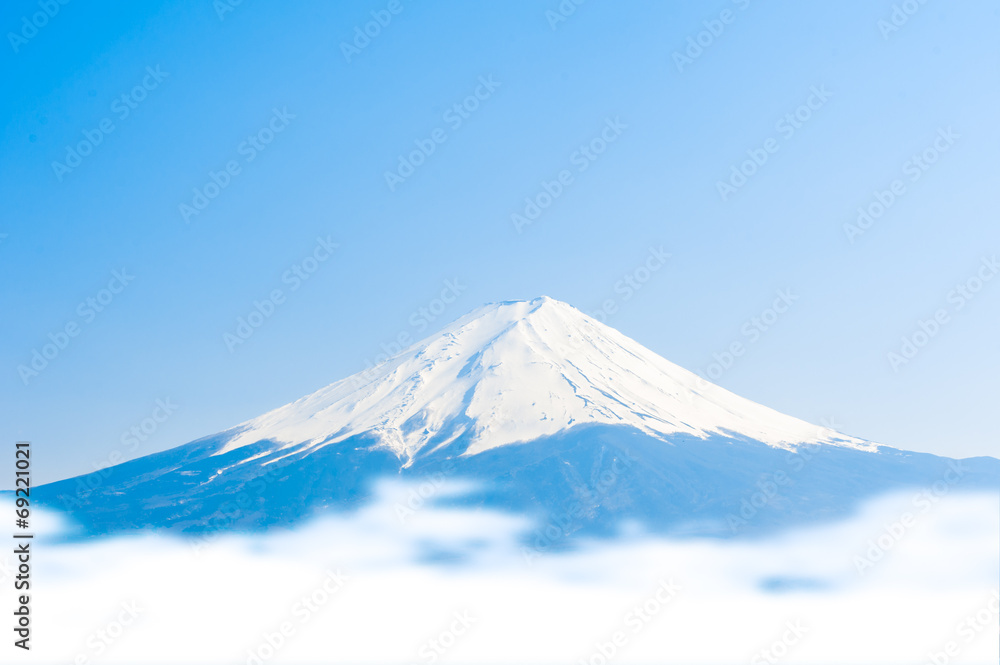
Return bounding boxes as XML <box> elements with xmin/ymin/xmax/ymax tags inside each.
<box><xmin>33</xmin><ymin>297</ymin><xmax>1000</xmax><ymax>539</ymax></box>
<box><xmin>215</xmin><ymin>297</ymin><xmax>874</xmax><ymax>459</ymax></box>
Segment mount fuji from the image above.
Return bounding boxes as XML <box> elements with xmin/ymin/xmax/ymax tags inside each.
<box><xmin>34</xmin><ymin>297</ymin><xmax>999</xmax><ymax>538</ymax></box>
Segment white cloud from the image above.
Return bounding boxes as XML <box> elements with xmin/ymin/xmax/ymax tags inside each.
<box><xmin>2</xmin><ymin>486</ymin><xmax>997</xmax><ymax>664</ymax></box>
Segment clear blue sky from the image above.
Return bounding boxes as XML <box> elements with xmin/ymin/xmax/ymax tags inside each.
<box><xmin>2</xmin><ymin>0</ymin><xmax>997</xmax><ymax>484</ymax></box>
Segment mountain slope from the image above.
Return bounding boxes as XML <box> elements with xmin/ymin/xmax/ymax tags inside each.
<box><xmin>31</xmin><ymin>297</ymin><xmax>999</xmax><ymax>538</ymax></box>
<box><xmin>216</xmin><ymin>297</ymin><xmax>873</xmax><ymax>462</ymax></box>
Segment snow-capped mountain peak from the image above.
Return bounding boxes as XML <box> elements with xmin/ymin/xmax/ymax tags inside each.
<box><xmin>214</xmin><ymin>297</ymin><xmax>874</xmax><ymax>461</ymax></box>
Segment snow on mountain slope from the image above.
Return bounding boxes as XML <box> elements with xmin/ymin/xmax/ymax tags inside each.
<box><xmin>216</xmin><ymin>297</ymin><xmax>876</xmax><ymax>462</ymax></box>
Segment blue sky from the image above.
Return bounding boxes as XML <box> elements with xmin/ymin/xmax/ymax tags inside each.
<box><xmin>1</xmin><ymin>0</ymin><xmax>997</xmax><ymax>484</ymax></box>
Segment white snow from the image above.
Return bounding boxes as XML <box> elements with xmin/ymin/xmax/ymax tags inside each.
<box><xmin>215</xmin><ymin>297</ymin><xmax>876</xmax><ymax>460</ymax></box>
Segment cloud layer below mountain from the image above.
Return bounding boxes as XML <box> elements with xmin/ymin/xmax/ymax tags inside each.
<box><xmin>3</xmin><ymin>485</ymin><xmax>997</xmax><ymax>664</ymax></box>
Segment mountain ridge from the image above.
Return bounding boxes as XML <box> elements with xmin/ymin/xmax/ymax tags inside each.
<box><xmin>27</xmin><ymin>297</ymin><xmax>999</xmax><ymax>539</ymax></box>
<box><xmin>212</xmin><ymin>296</ymin><xmax>876</xmax><ymax>464</ymax></box>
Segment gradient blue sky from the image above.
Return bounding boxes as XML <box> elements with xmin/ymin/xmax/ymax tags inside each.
<box><xmin>2</xmin><ymin>0</ymin><xmax>997</xmax><ymax>484</ymax></box>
